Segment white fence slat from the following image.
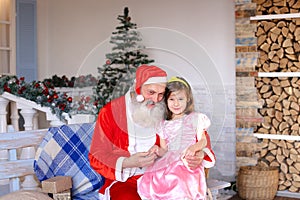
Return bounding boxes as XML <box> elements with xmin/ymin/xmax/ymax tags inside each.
<box><xmin>0</xmin><ymin>130</ymin><xmax>48</xmax><ymax>150</ymax></box>
<box><xmin>0</xmin><ymin>159</ymin><xmax>35</xmax><ymax>179</ymax></box>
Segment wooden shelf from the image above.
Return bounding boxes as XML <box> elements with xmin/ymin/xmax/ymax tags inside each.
<box><xmin>258</xmin><ymin>72</ymin><xmax>300</xmax><ymax>77</ymax></box>
<box><xmin>0</xmin><ymin>47</ymin><xmax>10</xmax><ymax>51</ymax></box>
<box><xmin>277</xmin><ymin>190</ymin><xmax>300</xmax><ymax>198</ymax></box>
<box><xmin>254</xmin><ymin>133</ymin><xmax>300</xmax><ymax>141</ymax></box>
<box><xmin>250</xmin><ymin>13</ymin><xmax>300</xmax><ymax>20</ymax></box>
<box><xmin>0</xmin><ymin>20</ymin><xmax>10</xmax><ymax>25</ymax></box>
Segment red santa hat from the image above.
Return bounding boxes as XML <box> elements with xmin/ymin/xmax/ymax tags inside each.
<box><xmin>135</xmin><ymin>65</ymin><xmax>167</xmax><ymax>102</ymax></box>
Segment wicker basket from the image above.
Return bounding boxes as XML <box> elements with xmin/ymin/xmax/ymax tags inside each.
<box><xmin>237</xmin><ymin>166</ymin><xmax>279</xmax><ymax>200</ymax></box>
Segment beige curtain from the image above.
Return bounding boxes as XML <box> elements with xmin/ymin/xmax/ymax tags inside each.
<box><xmin>0</xmin><ymin>0</ymin><xmax>11</xmax><ymax>74</ymax></box>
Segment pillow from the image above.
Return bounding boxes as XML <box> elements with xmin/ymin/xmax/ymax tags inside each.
<box><xmin>34</xmin><ymin>123</ymin><xmax>104</xmax><ymax>200</ymax></box>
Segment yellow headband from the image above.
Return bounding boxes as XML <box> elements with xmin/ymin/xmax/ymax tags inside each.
<box><xmin>168</xmin><ymin>76</ymin><xmax>189</xmax><ymax>88</ymax></box>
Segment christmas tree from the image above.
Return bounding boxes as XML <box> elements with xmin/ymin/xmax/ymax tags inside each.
<box><xmin>94</xmin><ymin>7</ymin><xmax>154</xmax><ymax>112</ymax></box>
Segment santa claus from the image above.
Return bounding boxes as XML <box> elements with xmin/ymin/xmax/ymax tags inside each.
<box><xmin>89</xmin><ymin>65</ymin><xmax>204</xmax><ymax>199</ymax></box>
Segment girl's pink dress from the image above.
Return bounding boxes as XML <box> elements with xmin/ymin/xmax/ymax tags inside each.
<box><xmin>137</xmin><ymin>112</ymin><xmax>212</xmax><ymax>200</ymax></box>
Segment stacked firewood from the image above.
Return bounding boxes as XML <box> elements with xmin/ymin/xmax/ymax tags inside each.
<box><xmin>256</xmin><ymin>77</ymin><xmax>300</xmax><ymax>135</ymax></box>
<box><xmin>256</xmin><ymin>77</ymin><xmax>300</xmax><ymax>192</ymax></box>
<box><xmin>258</xmin><ymin>138</ymin><xmax>300</xmax><ymax>192</ymax></box>
<box><xmin>256</xmin><ymin>19</ymin><xmax>300</xmax><ymax>72</ymax></box>
<box><xmin>254</xmin><ymin>0</ymin><xmax>300</xmax><ymax>15</ymax></box>
<box><xmin>254</xmin><ymin>0</ymin><xmax>300</xmax><ymax>193</ymax></box>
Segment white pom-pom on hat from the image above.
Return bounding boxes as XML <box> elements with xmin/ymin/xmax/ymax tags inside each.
<box><xmin>136</xmin><ymin>95</ymin><xmax>145</xmax><ymax>102</ymax></box>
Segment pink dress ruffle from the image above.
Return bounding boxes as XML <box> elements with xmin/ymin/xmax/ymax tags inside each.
<box><xmin>137</xmin><ymin>112</ymin><xmax>210</xmax><ymax>200</ymax></box>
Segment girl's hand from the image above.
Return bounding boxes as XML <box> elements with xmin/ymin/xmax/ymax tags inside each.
<box><xmin>123</xmin><ymin>151</ymin><xmax>158</xmax><ymax>169</ymax></box>
<box><xmin>148</xmin><ymin>145</ymin><xmax>159</xmax><ymax>155</ymax></box>
<box><xmin>148</xmin><ymin>145</ymin><xmax>167</xmax><ymax>157</ymax></box>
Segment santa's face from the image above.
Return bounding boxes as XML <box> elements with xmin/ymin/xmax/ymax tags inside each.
<box><xmin>140</xmin><ymin>83</ymin><xmax>166</xmax><ymax>108</ymax></box>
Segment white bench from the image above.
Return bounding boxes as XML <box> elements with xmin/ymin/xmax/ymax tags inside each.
<box><xmin>207</xmin><ymin>179</ymin><xmax>231</xmax><ymax>200</ymax></box>
<box><xmin>0</xmin><ymin>127</ymin><xmax>231</xmax><ymax>199</ymax></box>
<box><xmin>0</xmin><ymin>129</ymin><xmax>48</xmax><ymax>195</ymax></box>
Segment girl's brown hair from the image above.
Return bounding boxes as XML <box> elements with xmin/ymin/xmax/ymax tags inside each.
<box><xmin>165</xmin><ymin>77</ymin><xmax>195</xmax><ymax>120</ymax></box>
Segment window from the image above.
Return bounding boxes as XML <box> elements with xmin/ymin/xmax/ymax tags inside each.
<box><xmin>0</xmin><ymin>0</ymin><xmax>16</xmax><ymax>75</ymax></box>
<box><xmin>16</xmin><ymin>0</ymin><xmax>37</xmax><ymax>81</ymax></box>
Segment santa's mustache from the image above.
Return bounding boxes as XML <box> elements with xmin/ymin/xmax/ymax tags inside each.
<box><xmin>145</xmin><ymin>100</ymin><xmax>155</xmax><ymax>106</ymax></box>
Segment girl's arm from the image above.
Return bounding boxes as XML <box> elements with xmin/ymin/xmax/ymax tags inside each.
<box><xmin>157</xmin><ymin>138</ymin><xmax>168</xmax><ymax>157</ymax></box>
<box><xmin>183</xmin><ymin>130</ymin><xmax>207</xmax><ymax>156</ymax></box>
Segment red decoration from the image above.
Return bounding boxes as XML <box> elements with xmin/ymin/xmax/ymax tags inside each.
<box><xmin>67</xmin><ymin>97</ymin><xmax>72</xmax><ymax>103</ymax></box>
<box><xmin>106</xmin><ymin>60</ymin><xmax>111</xmax><ymax>65</ymax></box>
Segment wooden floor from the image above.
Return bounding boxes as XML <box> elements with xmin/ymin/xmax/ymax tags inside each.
<box><xmin>228</xmin><ymin>194</ymin><xmax>300</xmax><ymax>200</ymax></box>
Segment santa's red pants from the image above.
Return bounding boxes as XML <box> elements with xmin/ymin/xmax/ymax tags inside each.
<box><xmin>100</xmin><ymin>175</ymin><xmax>142</xmax><ymax>200</ymax></box>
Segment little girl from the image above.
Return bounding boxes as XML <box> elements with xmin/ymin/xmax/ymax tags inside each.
<box><xmin>137</xmin><ymin>76</ymin><xmax>216</xmax><ymax>200</ymax></box>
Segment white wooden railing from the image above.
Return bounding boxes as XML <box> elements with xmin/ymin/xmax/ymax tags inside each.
<box><xmin>0</xmin><ymin>86</ymin><xmax>95</xmax><ymax>132</ymax></box>
<box><xmin>0</xmin><ymin>92</ymin><xmax>65</xmax><ymax>132</ymax></box>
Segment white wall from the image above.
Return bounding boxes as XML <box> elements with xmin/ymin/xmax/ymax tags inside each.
<box><xmin>37</xmin><ymin>0</ymin><xmax>235</xmax><ymax>84</ymax></box>
<box><xmin>37</xmin><ymin>0</ymin><xmax>236</xmax><ymax>181</ymax></box>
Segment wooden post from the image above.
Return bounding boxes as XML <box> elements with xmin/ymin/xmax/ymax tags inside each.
<box><xmin>19</xmin><ymin>107</ymin><xmax>36</xmax><ymax>131</ymax></box>
<box><xmin>0</xmin><ymin>97</ymin><xmax>10</xmax><ymax>188</ymax></box>
<box><xmin>20</xmin><ymin>146</ymin><xmax>39</xmax><ymax>190</ymax></box>
<box><xmin>10</xmin><ymin>102</ymin><xmax>19</xmax><ymax>131</ymax></box>
<box><xmin>19</xmin><ymin>107</ymin><xmax>39</xmax><ymax>190</ymax></box>
<box><xmin>8</xmin><ymin>149</ymin><xmax>20</xmax><ymax>191</ymax></box>
<box><xmin>0</xmin><ymin>97</ymin><xmax>9</xmax><ymax>133</ymax></box>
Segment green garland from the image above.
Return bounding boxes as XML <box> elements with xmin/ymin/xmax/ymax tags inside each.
<box><xmin>0</xmin><ymin>75</ymin><xmax>97</xmax><ymax>120</ymax></box>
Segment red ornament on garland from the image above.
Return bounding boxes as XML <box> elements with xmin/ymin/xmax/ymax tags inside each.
<box><xmin>67</xmin><ymin>97</ymin><xmax>72</xmax><ymax>103</ymax></box>
<box><xmin>106</xmin><ymin>60</ymin><xmax>111</xmax><ymax>65</ymax></box>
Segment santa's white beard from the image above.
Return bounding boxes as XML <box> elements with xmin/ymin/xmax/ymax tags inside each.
<box><xmin>131</xmin><ymin>99</ymin><xmax>165</xmax><ymax>128</ymax></box>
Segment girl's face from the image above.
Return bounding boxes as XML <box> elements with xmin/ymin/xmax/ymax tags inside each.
<box><xmin>167</xmin><ymin>90</ymin><xmax>187</xmax><ymax>119</ymax></box>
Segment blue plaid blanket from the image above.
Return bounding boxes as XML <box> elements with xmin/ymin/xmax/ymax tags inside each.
<box><xmin>34</xmin><ymin>123</ymin><xmax>104</xmax><ymax>200</ymax></box>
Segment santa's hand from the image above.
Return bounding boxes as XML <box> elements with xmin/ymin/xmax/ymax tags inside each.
<box><xmin>183</xmin><ymin>144</ymin><xmax>198</xmax><ymax>157</ymax></box>
<box><xmin>182</xmin><ymin>151</ymin><xmax>204</xmax><ymax>170</ymax></box>
<box><xmin>123</xmin><ymin>151</ymin><xmax>158</xmax><ymax>169</ymax></box>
